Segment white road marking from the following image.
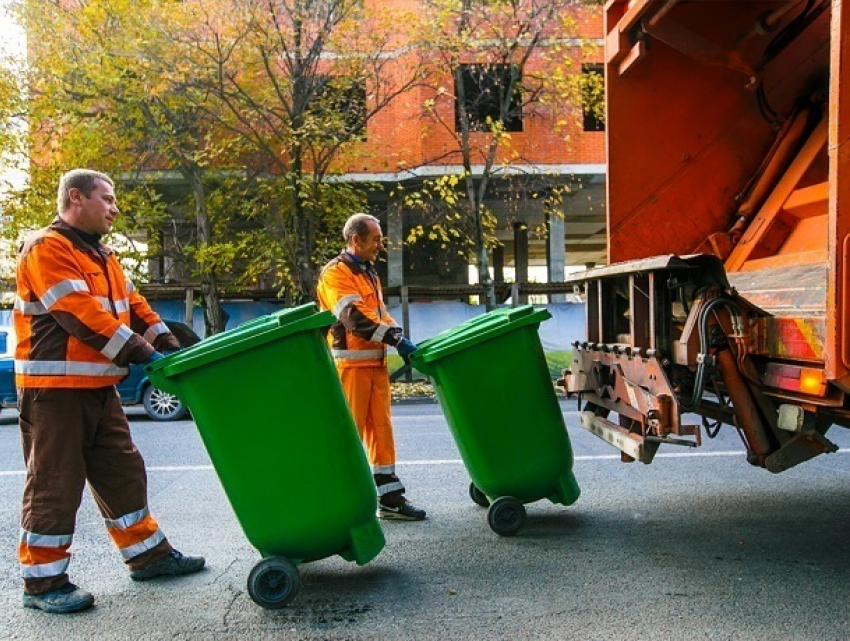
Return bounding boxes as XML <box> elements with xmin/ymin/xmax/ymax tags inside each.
<box><xmin>0</xmin><ymin>449</ymin><xmax>847</xmax><ymax>476</ymax></box>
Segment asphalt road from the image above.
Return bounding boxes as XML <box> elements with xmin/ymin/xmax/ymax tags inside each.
<box><xmin>0</xmin><ymin>401</ymin><xmax>848</xmax><ymax>640</ymax></box>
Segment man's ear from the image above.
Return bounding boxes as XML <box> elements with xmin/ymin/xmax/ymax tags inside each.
<box><xmin>68</xmin><ymin>188</ymin><xmax>83</xmax><ymax>205</ymax></box>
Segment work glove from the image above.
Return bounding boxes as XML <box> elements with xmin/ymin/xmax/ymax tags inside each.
<box><xmin>142</xmin><ymin>351</ymin><xmax>164</xmax><ymax>366</ymax></box>
<box><xmin>396</xmin><ymin>338</ymin><xmax>418</xmax><ymax>365</ymax></box>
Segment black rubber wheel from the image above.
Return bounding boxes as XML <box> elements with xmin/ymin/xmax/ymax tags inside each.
<box><xmin>247</xmin><ymin>556</ymin><xmax>301</xmax><ymax>609</ymax></box>
<box><xmin>469</xmin><ymin>482</ymin><xmax>490</xmax><ymax>508</ymax></box>
<box><xmin>163</xmin><ymin>320</ymin><xmax>201</xmax><ymax>347</ymax></box>
<box><xmin>487</xmin><ymin>497</ymin><xmax>526</xmax><ymax>537</ymax></box>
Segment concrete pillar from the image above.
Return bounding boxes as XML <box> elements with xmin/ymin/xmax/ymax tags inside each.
<box><xmin>386</xmin><ymin>198</ymin><xmax>404</xmax><ymax>290</ymax></box>
<box><xmin>547</xmin><ymin>210</ymin><xmax>566</xmax><ymax>303</ymax></box>
<box><xmin>513</xmin><ymin>221</ymin><xmax>528</xmax><ymax>305</ymax></box>
<box><xmin>492</xmin><ymin>245</ymin><xmax>505</xmax><ymax>283</ymax></box>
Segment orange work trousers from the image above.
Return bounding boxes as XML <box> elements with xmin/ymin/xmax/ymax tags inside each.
<box><xmin>337</xmin><ymin>367</ymin><xmax>395</xmax><ymax>464</ymax></box>
<box><xmin>337</xmin><ymin>365</ymin><xmax>405</xmax><ymax>500</ymax></box>
<box><xmin>337</xmin><ymin>365</ymin><xmax>396</xmax><ymax>469</ymax></box>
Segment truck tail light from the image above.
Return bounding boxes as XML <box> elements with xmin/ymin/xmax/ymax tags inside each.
<box><xmin>764</xmin><ymin>363</ymin><xmax>827</xmax><ymax>397</ymax></box>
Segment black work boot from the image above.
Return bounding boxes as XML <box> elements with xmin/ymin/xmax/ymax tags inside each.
<box><xmin>130</xmin><ymin>549</ymin><xmax>206</xmax><ymax>581</ymax></box>
<box><xmin>22</xmin><ymin>583</ymin><xmax>94</xmax><ymax>614</ymax></box>
<box><xmin>378</xmin><ymin>495</ymin><xmax>427</xmax><ymax>521</ymax></box>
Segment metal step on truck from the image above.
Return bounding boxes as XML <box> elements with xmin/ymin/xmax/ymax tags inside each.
<box><xmin>564</xmin><ymin>0</ymin><xmax>849</xmax><ymax>472</ymax></box>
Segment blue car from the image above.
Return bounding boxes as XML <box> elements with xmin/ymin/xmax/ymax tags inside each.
<box><xmin>0</xmin><ymin>320</ymin><xmax>200</xmax><ymax>421</ymax></box>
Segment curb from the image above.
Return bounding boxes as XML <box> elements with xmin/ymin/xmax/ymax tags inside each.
<box><xmin>391</xmin><ymin>396</ymin><xmax>438</xmax><ymax>405</ymax></box>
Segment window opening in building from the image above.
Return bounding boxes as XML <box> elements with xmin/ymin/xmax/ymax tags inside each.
<box><xmin>310</xmin><ymin>76</ymin><xmax>367</xmax><ymax>138</ymax></box>
<box><xmin>582</xmin><ymin>64</ymin><xmax>605</xmax><ymax>132</ymax></box>
<box><xmin>456</xmin><ymin>64</ymin><xmax>523</xmax><ymax>133</ymax></box>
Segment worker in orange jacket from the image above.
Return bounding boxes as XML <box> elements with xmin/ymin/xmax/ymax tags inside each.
<box><xmin>14</xmin><ymin>169</ymin><xmax>205</xmax><ymax>614</ymax></box>
<box><xmin>317</xmin><ymin>213</ymin><xmax>426</xmax><ymax>521</ymax></box>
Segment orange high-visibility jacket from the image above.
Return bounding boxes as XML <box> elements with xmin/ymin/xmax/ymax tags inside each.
<box><xmin>14</xmin><ymin>218</ymin><xmax>178</xmax><ymax>389</ymax></box>
<box><xmin>317</xmin><ymin>251</ymin><xmax>403</xmax><ymax>368</ymax></box>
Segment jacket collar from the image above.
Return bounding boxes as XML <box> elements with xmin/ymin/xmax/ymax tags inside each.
<box><xmin>341</xmin><ymin>250</ymin><xmax>374</xmax><ymax>274</ymax></box>
<box><xmin>50</xmin><ymin>217</ymin><xmax>113</xmax><ymax>257</ymax></box>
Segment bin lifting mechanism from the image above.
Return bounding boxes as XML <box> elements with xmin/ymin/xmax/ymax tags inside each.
<box><xmin>561</xmin><ymin>256</ymin><xmax>838</xmax><ymax>473</ymax></box>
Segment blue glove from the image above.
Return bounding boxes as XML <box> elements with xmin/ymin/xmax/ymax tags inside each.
<box><xmin>142</xmin><ymin>352</ymin><xmax>163</xmax><ymax>366</ymax></box>
<box><xmin>396</xmin><ymin>338</ymin><xmax>418</xmax><ymax>365</ymax></box>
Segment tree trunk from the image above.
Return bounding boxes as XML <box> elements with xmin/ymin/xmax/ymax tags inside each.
<box><xmin>475</xmin><ymin>207</ymin><xmax>496</xmax><ymax>311</ymax></box>
<box><xmin>464</xmin><ymin>174</ymin><xmax>496</xmax><ymax>311</ymax></box>
<box><xmin>288</xmin><ymin>156</ymin><xmax>317</xmax><ymax>303</ymax></box>
<box><xmin>188</xmin><ymin>168</ymin><xmax>226</xmax><ymax>336</ymax></box>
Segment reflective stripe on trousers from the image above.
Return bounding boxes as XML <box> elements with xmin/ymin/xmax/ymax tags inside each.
<box><xmin>104</xmin><ymin>506</ymin><xmax>167</xmax><ymax>560</ymax></box>
<box><xmin>371</xmin><ymin>464</ymin><xmax>404</xmax><ymax>496</ymax></box>
<box><xmin>18</xmin><ymin>529</ymin><xmax>72</xmax><ymax>579</ymax></box>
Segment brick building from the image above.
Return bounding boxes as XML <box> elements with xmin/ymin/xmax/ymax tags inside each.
<box><xmin>327</xmin><ymin>0</ymin><xmax>607</xmax><ymax>292</ymax></box>
<box><xmin>144</xmin><ymin>0</ymin><xmax>607</xmax><ymax>296</ymax></box>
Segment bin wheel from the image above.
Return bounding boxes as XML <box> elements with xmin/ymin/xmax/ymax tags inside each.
<box><xmin>487</xmin><ymin>497</ymin><xmax>526</xmax><ymax>537</ymax></box>
<box><xmin>247</xmin><ymin>556</ymin><xmax>301</xmax><ymax>609</ymax></box>
<box><xmin>469</xmin><ymin>483</ymin><xmax>490</xmax><ymax>508</ymax></box>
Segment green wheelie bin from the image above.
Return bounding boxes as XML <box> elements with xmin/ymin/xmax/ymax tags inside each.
<box><xmin>145</xmin><ymin>303</ymin><xmax>385</xmax><ymax>608</ymax></box>
<box><xmin>410</xmin><ymin>305</ymin><xmax>580</xmax><ymax>536</ymax></box>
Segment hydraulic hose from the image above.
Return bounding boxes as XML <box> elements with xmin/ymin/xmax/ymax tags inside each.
<box><xmin>678</xmin><ymin>295</ymin><xmax>772</xmax><ymax>465</ymax></box>
<box><xmin>679</xmin><ymin>296</ymin><xmax>742</xmax><ymax>412</ymax></box>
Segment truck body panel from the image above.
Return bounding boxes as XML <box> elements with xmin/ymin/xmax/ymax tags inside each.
<box><xmin>566</xmin><ymin>0</ymin><xmax>850</xmax><ymax>470</ymax></box>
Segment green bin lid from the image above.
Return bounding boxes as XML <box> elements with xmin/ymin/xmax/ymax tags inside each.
<box><xmin>147</xmin><ymin>303</ymin><xmax>334</xmax><ymax>380</ymax></box>
<box><xmin>411</xmin><ymin>305</ymin><xmax>551</xmax><ymax>368</ymax></box>
<box><xmin>268</xmin><ymin>303</ymin><xmax>325</xmax><ymax>324</ymax></box>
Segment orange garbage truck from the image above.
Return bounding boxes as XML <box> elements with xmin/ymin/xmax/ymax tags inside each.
<box><xmin>565</xmin><ymin>0</ymin><xmax>849</xmax><ymax>472</ymax></box>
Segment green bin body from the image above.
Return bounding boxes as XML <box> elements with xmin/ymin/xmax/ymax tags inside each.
<box><xmin>410</xmin><ymin>305</ymin><xmax>580</xmax><ymax>507</ymax></box>
<box><xmin>146</xmin><ymin>303</ymin><xmax>384</xmax><ymax>566</ymax></box>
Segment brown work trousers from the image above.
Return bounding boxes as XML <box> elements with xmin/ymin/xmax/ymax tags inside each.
<box><xmin>18</xmin><ymin>387</ymin><xmax>172</xmax><ymax>594</ymax></box>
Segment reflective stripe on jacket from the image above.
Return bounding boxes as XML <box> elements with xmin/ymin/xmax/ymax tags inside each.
<box><xmin>14</xmin><ymin>217</ymin><xmax>178</xmax><ymax>389</ymax></box>
<box><xmin>316</xmin><ymin>251</ymin><xmax>403</xmax><ymax>368</ymax></box>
